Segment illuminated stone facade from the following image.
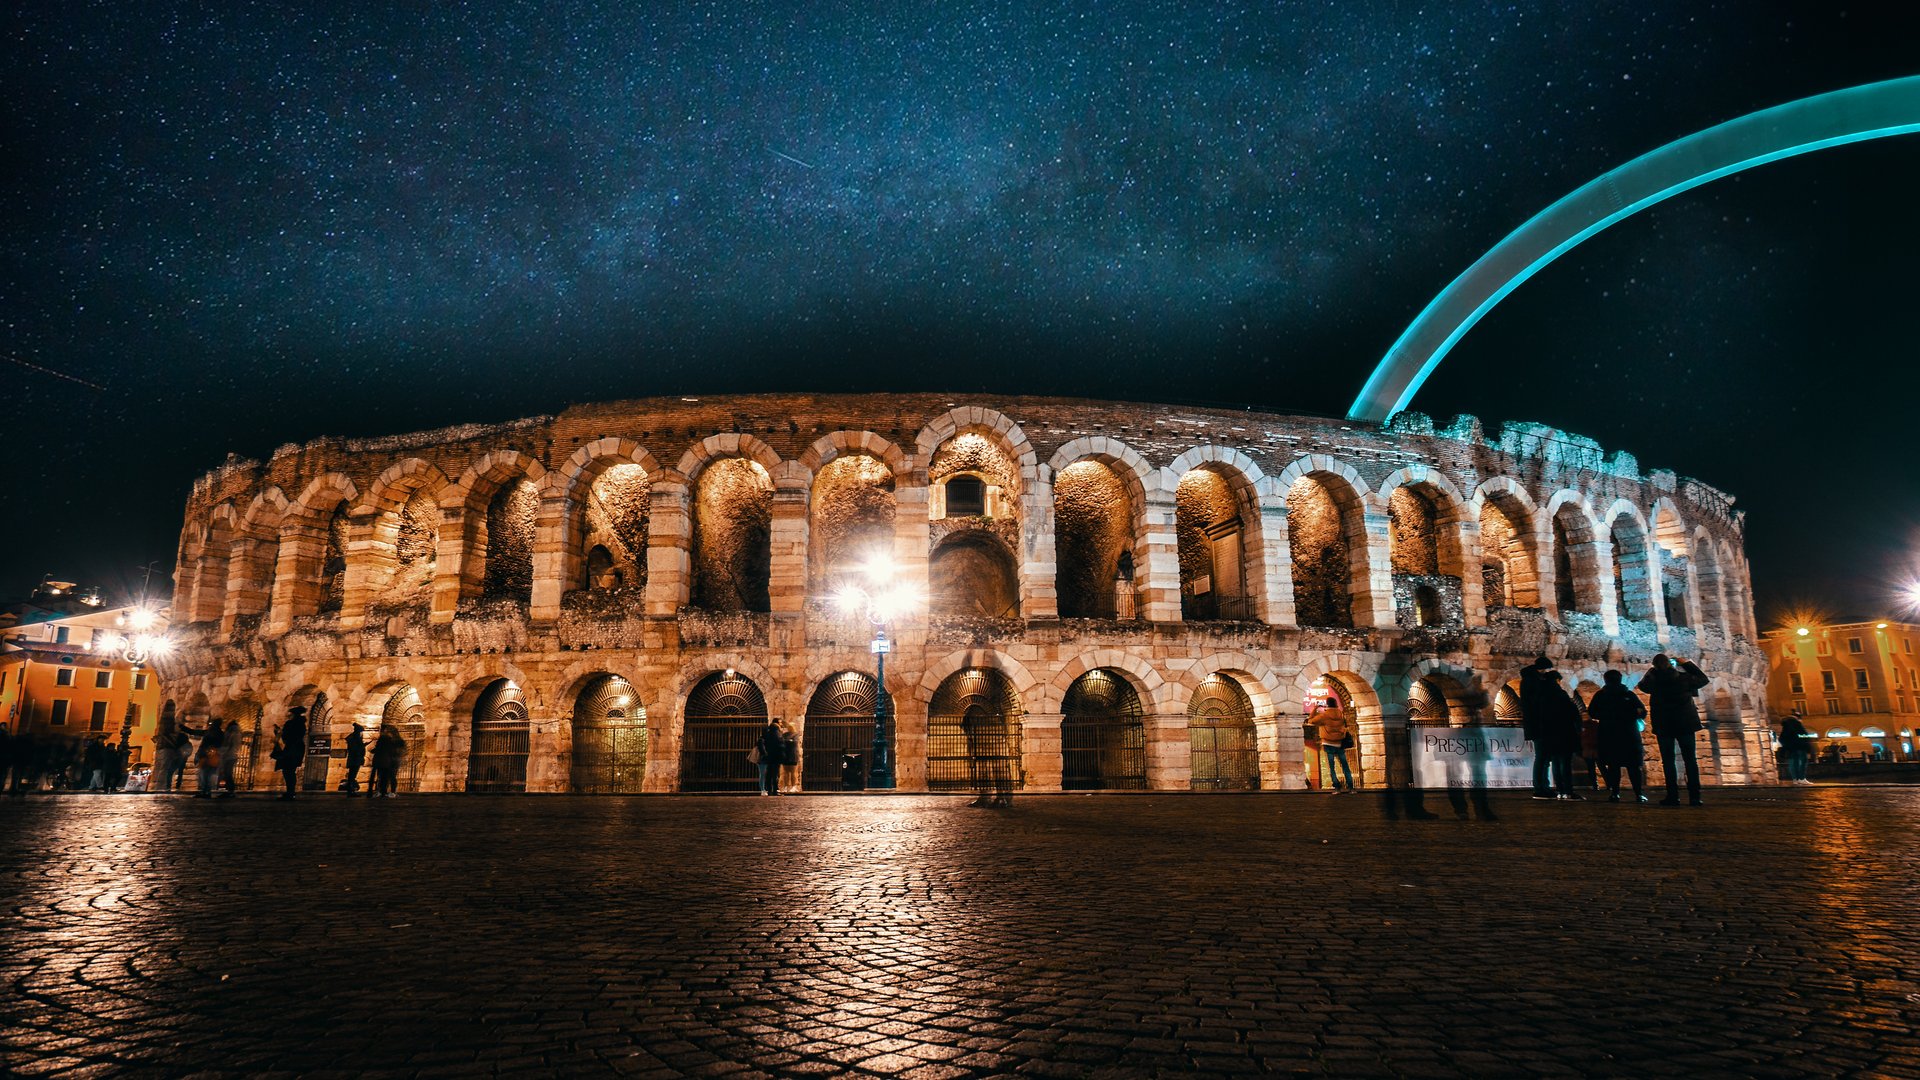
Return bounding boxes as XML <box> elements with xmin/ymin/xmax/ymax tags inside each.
<box><xmin>159</xmin><ymin>394</ymin><xmax>1771</xmax><ymax>793</ymax></box>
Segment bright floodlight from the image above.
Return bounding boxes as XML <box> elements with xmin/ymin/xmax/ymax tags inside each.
<box><xmin>1796</xmin><ymin>627</ymin><xmax>1810</xmax><ymax>637</ymax></box>
<box><xmin>126</xmin><ymin>607</ymin><xmax>158</xmax><ymax>631</ymax></box>
<box><xmin>859</xmin><ymin>550</ymin><xmax>898</xmax><ymax>584</ymax></box>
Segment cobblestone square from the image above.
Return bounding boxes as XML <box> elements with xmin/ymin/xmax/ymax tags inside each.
<box><xmin>3</xmin><ymin>789</ymin><xmax>1917</xmax><ymax>1077</ymax></box>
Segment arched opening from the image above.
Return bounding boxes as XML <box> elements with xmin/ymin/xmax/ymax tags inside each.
<box><xmin>187</xmin><ymin>508</ymin><xmax>236</xmax><ymax>623</ymax></box>
<box><xmin>1054</xmin><ymin>460</ymin><xmax>1133</xmax><ymax>619</ymax></box>
<box><xmin>379</xmin><ymin>684</ymin><xmax>429</xmax><ymax>793</ymax></box>
<box><xmin>578</xmin><ymin>464</ymin><xmax>650</xmax><ymax>595</ymax></box>
<box><xmin>1412</xmin><ymin>585</ymin><xmax>1441</xmax><ymax>627</ymax></box>
<box><xmin>317</xmin><ymin>501</ymin><xmax>350</xmax><ymax>614</ymax></box>
<box><xmin>480</xmin><ymin>478</ymin><xmax>538</xmax><ymax>604</ymax></box>
<box><xmin>1493</xmin><ymin>682</ymin><xmax>1523</xmax><ymax>723</ymax></box>
<box><xmin>691</xmin><ymin>459</ymin><xmax>772</xmax><ymax>612</ymax></box>
<box><xmin>928</xmin><ymin>432</ymin><xmax>1015</xmax><ymax>521</ymax></box>
<box><xmin>224</xmin><ymin>518</ymin><xmax>280</xmax><ymax>630</ymax></box>
<box><xmin>810</xmin><ymin>454</ymin><xmax>897</xmax><ymax>590</ymax></box>
<box><xmin>1189</xmin><ymin>674</ymin><xmax>1259</xmax><ymax>791</ymax></box>
<box><xmin>926</xmin><ymin>668</ymin><xmax>1024</xmax><ymax>792</ymax></box>
<box><xmin>1388</xmin><ymin>484</ymin><xmax>1465</xmax><ymax>628</ymax></box>
<box><xmin>928</xmin><ymin>532</ymin><xmax>1020</xmax><ymax>619</ymax></box>
<box><xmin>1389</xmin><ymin>487</ymin><xmax>1440</xmax><ymax>575</ymax></box>
<box><xmin>1406</xmin><ymin>675</ymin><xmax>1466</xmax><ymax>726</ymax></box>
<box><xmin>1550</xmin><ymin>504</ymin><xmax>1603</xmax><ymax>616</ymax></box>
<box><xmin>1609</xmin><ymin>514</ymin><xmax>1656</xmax><ymax>624</ymax></box>
<box><xmin>1177</xmin><ymin>467</ymin><xmax>1253</xmax><ymax>621</ymax></box>
<box><xmin>1652</xmin><ymin>505</ymin><xmax>1692</xmax><ymax>628</ymax></box>
<box><xmin>1693</xmin><ymin>534</ymin><xmax>1729</xmax><ymax>631</ymax></box>
<box><xmin>1061</xmin><ymin>668</ymin><xmax>1147</xmax><ymax>790</ymax></box>
<box><xmin>678</xmin><ymin>671</ymin><xmax>768</xmax><ymax>792</ymax></box>
<box><xmin>1477</xmin><ymin>493</ymin><xmax>1539</xmax><ymax>610</ymax></box>
<box><xmin>466</xmin><ymin>678</ymin><xmax>530</xmax><ymax>794</ymax></box>
<box><xmin>801</xmin><ymin>671</ymin><xmax>878</xmax><ymax>791</ymax></box>
<box><xmin>1303</xmin><ymin>673</ymin><xmax>1361</xmax><ymax>790</ymax></box>
<box><xmin>299</xmin><ymin>690</ymin><xmax>333</xmax><ymax>791</ymax></box>
<box><xmin>1286</xmin><ymin>475</ymin><xmax>1362</xmax><ymax>628</ymax></box>
<box><xmin>367</xmin><ymin>489</ymin><xmax>440</xmax><ymax>610</ymax></box>
<box><xmin>569</xmin><ymin>674</ymin><xmax>647</xmax><ymax>793</ymax></box>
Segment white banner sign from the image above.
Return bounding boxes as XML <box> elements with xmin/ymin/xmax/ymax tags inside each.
<box><xmin>1410</xmin><ymin>726</ymin><xmax>1535</xmax><ymax>789</ymax></box>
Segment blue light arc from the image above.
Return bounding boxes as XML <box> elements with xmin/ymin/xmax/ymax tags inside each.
<box><xmin>1348</xmin><ymin>76</ymin><xmax>1920</xmax><ymax>424</ymax></box>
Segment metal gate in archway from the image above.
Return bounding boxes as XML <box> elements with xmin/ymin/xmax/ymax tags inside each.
<box><xmin>802</xmin><ymin>671</ymin><xmax>877</xmax><ymax>791</ymax></box>
<box><xmin>678</xmin><ymin>672</ymin><xmax>767</xmax><ymax>792</ymax></box>
<box><xmin>1189</xmin><ymin>674</ymin><xmax>1259</xmax><ymax>791</ymax></box>
<box><xmin>301</xmin><ymin>694</ymin><xmax>333</xmax><ymax>791</ymax></box>
<box><xmin>1062</xmin><ymin>668</ymin><xmax>1147</xmax><ymax>790</ymax></box>
<box><xmin>927</xmin><ymin>668</ymin><xmax>1024</xmax><ymax>792</ymax></box>
<box><xmin>382</xmin><ymin>685</ymin><xmax>429</xmax><ymax>792</ymax></box>
<box><xmin>570</xmin><ymin>674</ymin><xmax>647</xmax><ymax>794</ymax></box>
<box><xmin>467</xmin><ymin>679</ymin><xmax>530</xmax><ymax>793</ymax></box>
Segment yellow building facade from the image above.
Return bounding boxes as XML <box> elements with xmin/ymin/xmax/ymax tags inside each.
<box><xmin>1761</xmin><ymin>620</ymin><xmax>1920</xmax><ymax>764</ymax></box>
<box><xmin>2</xmin><ymin>604</ymin><xmax>169</xmax><ymax>766</ymax></box>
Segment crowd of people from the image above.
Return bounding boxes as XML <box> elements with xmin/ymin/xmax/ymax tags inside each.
<box><xmin>1518</xmin><ymin>653</ymin><xmax>1712</xmax><ymax>805</ymax></box>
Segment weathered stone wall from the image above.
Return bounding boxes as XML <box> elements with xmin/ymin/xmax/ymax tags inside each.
<box><xmin>481</xmin><ymin>479</ymin><xmax>537</xmax><ymax>601</ymax></box>
<box><xmin>1054</xmin><ymin>461</ymin><xmax>1129</xmax><ymax>618</ymax></box>
<box><xmin>810</xmin><ymin>454</ymin><xmax>894</xmax><ymax>584</ymax></box>
<box><xmin>162</xmin><ymin>393</ymin><xmax>1770</xmax><ymax>795</ymax></box>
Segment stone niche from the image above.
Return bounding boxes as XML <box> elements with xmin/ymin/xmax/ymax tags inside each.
<box><xmin>1391</xmin><ymin>574</ymin><xmax>1463</xmax><ymax>631</ymax></box>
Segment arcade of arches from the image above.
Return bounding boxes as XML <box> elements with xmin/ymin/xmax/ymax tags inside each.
<box><xmin>161</xmin><ymin>394</ymin><xmax>1770</xmax><ymax>794</ymax></box>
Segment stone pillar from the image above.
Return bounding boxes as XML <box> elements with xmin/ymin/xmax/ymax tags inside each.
<box><xmin>645</xmin><ymin>477</ymin><xmax>691</xmax><ymax>617</ymax></box>
<box><xmin>1021</xmin><ymin>713</ymin><xmax>1063</xmax><ymax>791</ymax></box>
<box><xmin>1147</xmin><ymin>713</ymin><xmax>1191</xmax><ymax>790</ymax></box>
<box><xmin>1140</xmin><ymin>486</ymin><xmax>1183</xmax><ymax>623</ymax></box>
<box><xmin>526</xmin><ymin>706</ymin><xmax>566</xmax><ymax>793</ymax></box>
<box><xmin>1582</xmin><ymin>535</ymin><xmax>1620</xmax><ymax>635</ymax></box>
<box><xmin>644</xmin><ymin>685</ymin><xmax>681</xmax><ymax>793</ymax></box>
<box><xmin>768</xmin><ymin>464</ymin><xmax>811</xmax><ymax>616</ymax></box>
<box><xmin>1021</xmin><ymin>472</ymin><xmax>1058</xmax><ymax>620</ymax></box>
<box><xmin>1454</xmin><ymin>518</ymin><xmax>1489</xmax><ymax>630</ymax></box>
<box><xmin>265</xmin><ymin>526</ymin><xmax>318</xmax><ymax>637</ymax></box>
<box><xmin>529</xmin><ymin>495</ymin><xmax>571</xmax><ymax>623</ymax></box>
<box><xmin>338</xmin><ymin>518</ymin><xmax>380</xmax><ymax>632</ymax></box>
<box><xmin>1360</xmin><ymin>702</ymin><xmax>1402</xmax><ymax>790</ymax></box>
<box><xmin>1355</xmin><ymin>505</ymin><xmax>1398</xmax><ymax>629</ymax></box>
<box><xmin>895</xmin><ymin>468</ymin><xmax>932</xmax><ymax>607</ymax></box>
<box><xmin>1256</xmin><ymin>495</ymin><xmax>1293</xmax><ymax>626</ymax></box>
<box><xmin>1267</xmin><ymin>712</ymin><xmax>1308</xmax><ymax>789</ymax></box>
<box><xmin>429</xmin><ymin>502</ymin><xmax>468</xmax><ymax>625</ymax></box>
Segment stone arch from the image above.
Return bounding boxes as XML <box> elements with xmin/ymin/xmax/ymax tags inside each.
<box><xmin>345</xmin><ymin>675</ymin><xmax>439</xmax><ymax>793</ymax></box>
<box><xmin>673</xmin><ymin>432</ymin><xmax>783</xmax><ymax>487</ymax></box>
<box><xmin>1378</xmin><ymin>467</ymin><xmax>1473</xmax><ymax>628</ymax></box>
<box><xmin>807</xmin><ymin>443</ymin><xmax>899</xmax><ymax>592</ymax></box>
<box><xmin>1718</xmin><ymin>538</ymin><xmax>1750</xmax><ymax>636</ymax></box>
<box><xmin>913</xmin><ymin>406</ymin><xmax>1039</xmax><ymax>489</ymax></box>
<box><xmin>1693</xmin><ymin>526</ymin><xmax>1730</xmax><ymax>632</ymax></box>
<box><xmin>1604</xmin><ymin>499</ymin><xmax>1657</xmax><ymax>625</ymax></box>
<box><xmin>185</xmin><ymin>501</ymin><xmax>240</xmax><ymax>624</ymax></box>
<box><xmin>547</xmin><ymin>439</ymin><xmax>661</xmax><ymax>599</ymax></box>
<box><xmin>686</xmin><ymin>454</ymin><xmax>774</xmax><ymax>613</ymax></box>
<box><xmin>362</xmin><ymin>458</ymin><xmax>454</xmax><ymax>516</ymax></box>
<box><xmin>1544</xmin><ymin>489</ymin><xmax>1608</xmax><ymax>619</ymax></box>
<box><xmin>223</xmin><ymin>488</ymin><xmax>289</xmax><ymax>627</ymax></box>
<box><xmin>674</xmin><ymin>663</ymin><xmax>775</xmax><ymax>793</ymax></box>
<box><xmin>1180</xmin><ymin>652</ymin><xmax>1288</xmax><ymax>791</ymax></box>
<box><xmin>449</xmin><ymin>451</ymin><xmax>548</xmax><ymax>605</ymax></box>
<box><xmin>1042</xmin><ymin>650</ymin><xmax>1174</xmax><ymax>714</ymax></box>
<box><xmin>354</xmin><ymin>461</ymin><xmax>451</xmax><ymax>615</ymax></box>
<box><xmin>928</xmin><ymin>528</ymin><xmax>1021</xmax><ymax>619</ymax></box>
<box><xmin>1651</xmin><ymin>498</ymin><xmax>1694</xmax><ymax>629</ymax></box>
<box><xmin>799</xmin><ymin>429</ymin><xmax>911</xmax><ymax>481</ymax></box>
<box><xmin>1169</xmin><ymin>447</ymin><xmax>1272</xmax><ymax>623</ymax></box>
<box><xmin>1049</xmin><ymin>440</ymin><xmax>1155</xmax><ymax>619</ymax></box>
<box><xmin>1292</xmin><ymin>654</ymin><xmax>1387</xmax><ymax>790</ymax></box>
<box><xmin>1277</xmin><ymin>457</ymin><xmax>1373</xmax><ymax>629</ymax></box>
<box><xmin>1472</xmin><ymin>478</ymin><xmax>1541</xmax><ymax>609</ymax></box>
<box><xmin>1385</xmin><ymin>658</ymin><xmax>1486</xmax><ymax>726</ymax></box>
<box><xmin>563</xmin><ymin>668</ymin><xmax>649</xmax><ymax>794</ymax></box>
<box><xmin>452</xmin><ymin>670</ymin><xmax>533</xmax><ymax>794</ymax></box>
<box><xmin>915</xmin><ymin>648</ymin><xmax>1042</xmax><ymax>706</ymax></box>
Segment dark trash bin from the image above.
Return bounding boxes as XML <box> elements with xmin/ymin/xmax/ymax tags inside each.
<box><xmin>841</xmin><ymin>754</ymin><xmax>866</xmax><ymax>791</ymax></box>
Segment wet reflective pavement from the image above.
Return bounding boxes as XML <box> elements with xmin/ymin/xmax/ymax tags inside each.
<box><xmin>3</xmin><ymin>789</ymin><xmax>1917</xmax><ymax>1077</ymax></box>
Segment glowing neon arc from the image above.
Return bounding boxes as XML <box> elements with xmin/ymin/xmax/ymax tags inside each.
<box><xmin>1348</xmin><ymin>76</ymin><xmax>1920</xmax><ymax>423</ymax></box>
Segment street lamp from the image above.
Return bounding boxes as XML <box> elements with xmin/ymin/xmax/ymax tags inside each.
<box><xmin>835</xmin><ymin>552</ymin><xmax>920</xmax><ymax>791</ymax></box>
<box><xmin>99</xmin><ymin>604</ymin><xmax>172</xmax><ymax>749</ymax></box>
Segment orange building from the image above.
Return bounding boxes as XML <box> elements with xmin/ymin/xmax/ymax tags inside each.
<box><xmin>1760</xmin><ymin>619</ymin><xmax>1920</xmax><ymax>764</ymax></box>
<box><xmin>1</xmin><ymin>593</ymin><xmax>170</xmax><ymax>767</ymax></box>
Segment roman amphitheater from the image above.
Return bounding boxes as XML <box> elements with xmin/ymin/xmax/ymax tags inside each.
<box><xmin>160</xmin><ymin>393</ymin><xmax>1770</xmax><ymax>794</ymax></box>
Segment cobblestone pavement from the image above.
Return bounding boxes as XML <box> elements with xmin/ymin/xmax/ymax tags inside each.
<box><xmin>3</xmin><ymin>789</ymin><xmax>1918</xmax><ymax>1078</ymax></box>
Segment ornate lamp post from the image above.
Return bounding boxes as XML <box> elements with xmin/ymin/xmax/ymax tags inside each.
<box><xmin>100</xmin><ymin>604</ymin><xmax>171</xmax><ymax>750</ymax></box>
<box><xmin>835</xmin><ymin>554</ymin><xmax>919</xmax><ymax>791</ymax></box>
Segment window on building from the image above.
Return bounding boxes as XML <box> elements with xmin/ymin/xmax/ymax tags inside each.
<box><xmin>94</xmin><ymin>670</ymin><xmax>112</xmax><ymax>689</ymax></box>
<box><xmin>129</xmin><ymin>703</ymin><xmax>143</xmax><ymax>727</ymax></box>
<box><xmin>1899</xmin><ymin>693</ymin><xmax>1910</xmax><ymax>712</ymax></box>
<box><xmin>88</xmin><ymin>701</ymin><xmax>109</xmax><ymax>731</ymax></box>
<box><xmin>1816</xmin><ymin>639</ymin><xmax>1831</xmax><ymax>656</ymax></box>
<box><xmin>134</xmin><ymin>673</ymin><xmax>149</xmax><ymax>691</ymax></box>
<box><xmin>1791</xmin><ymin>697</ymin><xmax>1806</xmax><ymax>713</ymax></box>
<box><xmin>1825</xmin><ymin>698</ymin><xmax>1841</xmax><ymax>715</ymax></box>
<box><xmin>1788</xmin><ymin>672</ymin><xmax>1804</xmax><ymax>694</ymax></box>
<box><xmin>55</xmin><ymin>668</ymin><xmax>75</xmax><ymax>687</ymax></box>
<box><xmin>1848</xmin><ymin>637</ymin><xmax>1863</xmax><ymax>654</ymax></box>
<box><xmin>89</xmin><ymin>627</ymin><xmax>106</xmax><ymax>646</ymax></box>
<box><xmin>1820</xmin><ymin>671</ymin><xmax>1837</xmax><ymax>693</ymax></box>
<box><xmin>943</xmin><ymin>475</ymin><xmax>986</xmax><ymax>516</ymax></box>
<box><xmin>1854</xmin><ymin>668</ymin><xmax>1871</xmax><ymax>691</ymax></box>
<box><xmin>53</xmin><ymin>626</ymin><xmax>69</xmax><ymax>644</ymax></box>
<box><xmin>0</xmin><ymin>669</ymin><xmax>7</xmax><ymax>694</ymax></box>
<box><xmin>1858</xmin><ymin>696</ymin><xmax>1875</xmax><ymax>714</ymax></box>
<box><xmin>50</xmin><ymin>700</ymin><xmax>69</xmax><ymax>726</ymax></box>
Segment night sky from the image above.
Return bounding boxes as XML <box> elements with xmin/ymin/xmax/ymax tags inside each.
<box><xmin>4</xmin><ymin>2</ymin><xmax>1916</xmax><ymax>622</ymax></box>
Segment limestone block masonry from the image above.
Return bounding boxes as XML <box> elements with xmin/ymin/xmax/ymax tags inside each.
<box><xmin>160</xmin><ymin>393</ymin><xmax>1770</xmax><ymax>794</ymax></box>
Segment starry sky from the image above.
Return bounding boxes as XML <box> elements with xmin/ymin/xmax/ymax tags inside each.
<box><xmin>4</xmin><ymin>1</ymin><xmax>1916</xmax><ymax>621</ymax></box>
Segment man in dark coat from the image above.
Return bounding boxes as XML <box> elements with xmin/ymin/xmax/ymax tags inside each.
<box><xmin>1588</xmin><ymin>669</ymin><xmax>1648</xmax><ymax>802</ymax></box>
<box><xmin>342</xmin><ymin>725</ymin><xmax>367</xmax><ymax>794</ymax></box>
<box><xmin>1517</xmin><ymin>655</ymin><xmax>1559</xmax><ymax>800</ymax></box>
<box><xmin>1537</xmin><ymin>671</ymin><xmax>1584</xmax><ymax>800</ymax></box>
<box><xmin>276</xmin><ymin>706</ymin><xmax>308</xmax><ymax>800</ymax></box>
<box><xmin>1637</xmin><ymin>654</ymin><xmax>1711</xmax><ymax>806</ymax></box>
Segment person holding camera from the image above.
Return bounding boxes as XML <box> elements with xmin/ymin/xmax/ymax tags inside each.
<box><xmin>1637</xmin><ymin>654</ymin><xmax>1711</xmax><ymax>806</ymax></box>
<box><xmin>1313</xmin><ymin>697</ymin><xmax>1355</xmax><ymax>793</ymax></box>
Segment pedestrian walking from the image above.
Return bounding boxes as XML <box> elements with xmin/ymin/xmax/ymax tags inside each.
<box><xmin>1588</xmin><ymin>670</ymin><xmax>1649</xmax><ymax>802</ymax></box>
<box><xmin>1637</xmin><ymin>654</ymin><xmax>1711</xmax><ymax>806</ymax></box>
<box><xmin>273</xmin><ymin>706</ymin><xmax>307</xmax><ymax>800</ymax></box>
<box><xmin>1519</xmin><ymin>655</ymin><xmax>1559</xmax><ymax>800</ymax></box>
<box><xmin>217</xmin><ymin>720</ymin><xmax>245</xmax><ymax>796</ymax></box>
<box><xmin>775</xmin><ymin>718</ymin><xmax>799</xmax><ymax>794</ymax></box>
<box><xmin>109</xmin><ymin>741</ymin><xmax>130</xmax><ymax>793</ymax></box>
<box><xmin>1778</xmin><ymin>712</ymin><xmax>1814</xmax><ymax>785</ymax></box>
<box><xmin>1537</xmin><ymin>671</ymin><xmax>1584</xmax><ymax>800</ymax></box>
<box><xmin>83</xmin><ymin>735</ymin><xmax>109</xmax><ymax>792</ymax></box>
<box><xmin>150</xmin><ymin>713</ymin><xmax>180</xmax><ymax>793</ymax></box>
<box><xmin>1313</xmin><ymin>697</ymin><xmax>1355</xmax><ymax>793</ymax></box>
<box><xmin>371</xmin><ymin>723</ymin><xmax>405</xmax><ymax>797</ymax></box>
<box><xmin>753</xmin><ymin>717</ymin><xmax>783</xmax><ymax>795</ymax></box>
<box><xmin>182</xmin><ymin>715</ymin><xmax>223</xmax><ymax>798</ymax></box>
<box><xmin>343</xmin><ymin>724</ymin><xmax>367</xmax><ymax>793</ymax></box>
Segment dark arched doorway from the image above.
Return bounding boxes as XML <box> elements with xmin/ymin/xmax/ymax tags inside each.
<box><xmin>569</xmin><ymin>674</ymin><xmax>646</xmax><ymax>793</ymax></box>
<box><xmin>300</xmin><ymin>692</ymin><xmax>333</xmax><ymax>791</ymax></box>
<box><xmin>1189</xmin><ymin>674</ymin><xmax>1259</xmax><ymax>790</ymax></box>
<box><xmin>926</xmin><ymin>668</ymin><xmax>1023</xmax><ymax>792</ymax></box>
<box><xmin>802</xmin><ymin>671</ymin><xmax>877</xmax><ymax>791</ymax></box>
<box><xmin>466</xmin><ymin>679</ymin><xmax>530</xmax><ymax>793</ymax></box>
<box><xmin>1062</xmin><ymin>668</ymin><xmax>1147</xmax><ymax>790</ymax></box>
<box><xmin>679</xmin><ymin>671</ymin><xmax>768</xmax><ymax>792</ymax></box>
<box><xmin>381</xmin><ymin>685</ymin><xmax>429</xmax><ymax>793</ymax></box>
